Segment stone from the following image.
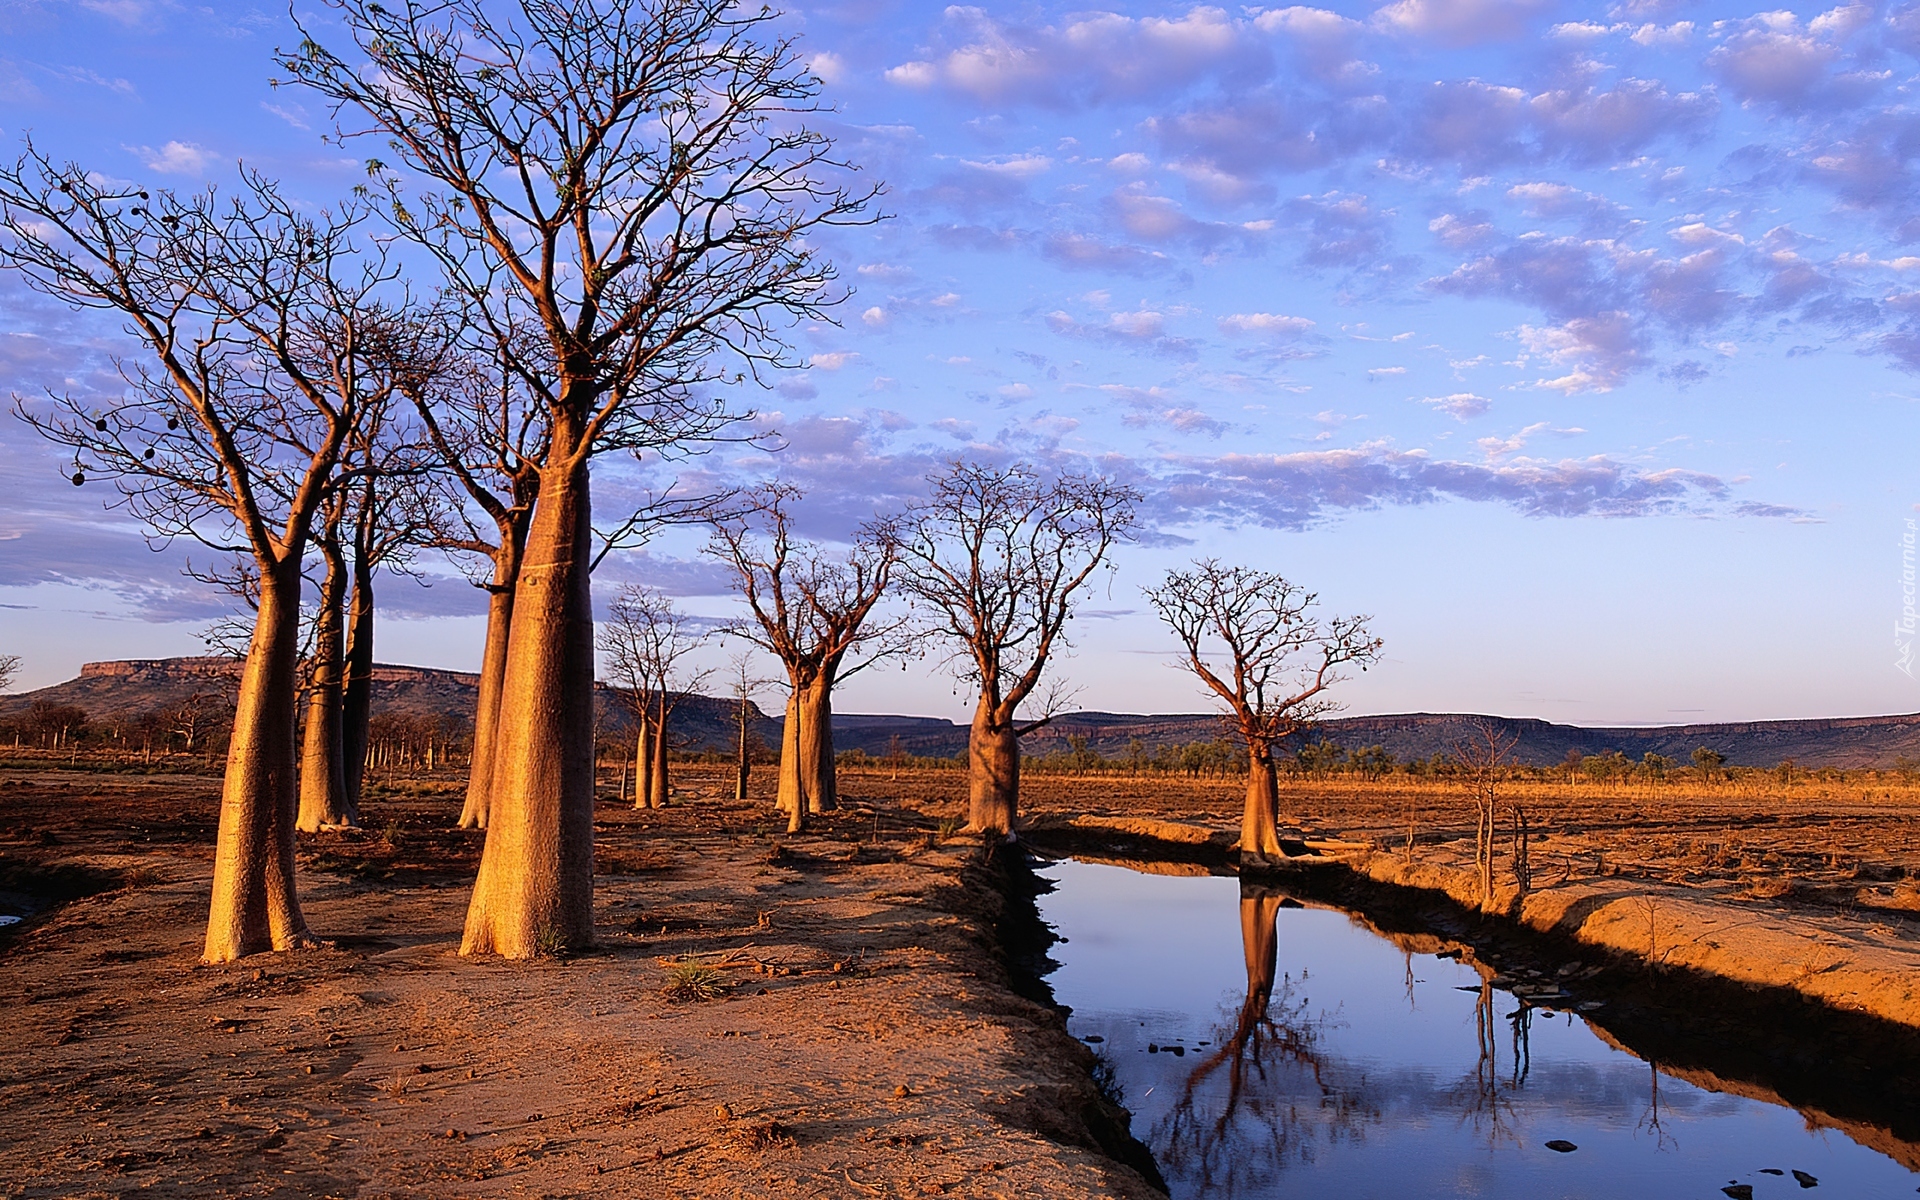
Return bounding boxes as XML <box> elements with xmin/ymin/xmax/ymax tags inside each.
<box><xmin>1544</xmin><ymin>1140</ymin><xmax>1577</xmax><ymax>1153</ymax></box>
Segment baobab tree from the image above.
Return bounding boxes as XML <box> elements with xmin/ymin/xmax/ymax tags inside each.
<box><xmin>287</xmin><ymin>0</ymin><xmax>873</xmax><ymax>956</ymax></box>
<box><xmin>600</xmin><ymin>585</ymin><xmax>709</xmax><ymax>809</ymax></box>
<box><xmin>1146</xmin><ymin>561</ymin><xmax>1380</xmax><ymax>866</ymax></box>
<box><xmin>892</xmin><ymin>462</ymin><xmax>1138</xmax><ymax>835</ymax></box>
<box><xmin>1</xmin><ymin>152</ymin><xmax>413</xmax><ymax>961</ymax></box>
<box><xmin>707</xmin><ymin>485</ymin><xmax>898</xmax><ymax>832</ymax></box>
<box><xmin>297</xmin><ymin>486</ymin><xmax>355</xmax><ymax>832</ymax></box>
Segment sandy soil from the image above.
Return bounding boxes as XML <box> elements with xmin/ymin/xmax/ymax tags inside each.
<box><xmin>0</xmin><ymin>764</ymin><xmax>1161</xmax><ymax>1200</ymax></box>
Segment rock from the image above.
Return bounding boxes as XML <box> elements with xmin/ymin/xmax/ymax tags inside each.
<box><xmin>894</xmin><ymin>1085</ymin><xmax>911</xmax><ymax>1098</ymax></box>
<box><xmin>1723</xmin><ymin>1185</ymin><xmax>1754</xmax><ymax>1199</ymax></box>
<box><xmin>715</xmin><ymin>1104</ymin><xmax>734</xmax><ymax>1121</ymax></box>
<box><xmin>1170</xmin><ymin>1045</ymin><xmax>1185</xmax><ymax>1057</ymax></box>
<box><xmin>1760</xmin><ymin>1169</ymin><xmax>1784</xmax><ymax>1176</ymax></box>
<box><xmin>1081</xmin><ymin>1035</ymin><xmax>1104</xmax><ymax>1044</ymax></box>
<box><xmin>1544</xmin><ymin>1140</ymin><xmax>1577</xmax><ymax>1153</ymax></box>
<box><xmin>1147</xmin><ymin>1043</ymin><xmax>1159</xmax><ymax>1053</ymax></box>
<box><xmin>1792</xmin><ymin>1170</ymin><xmax>1819</xmax><ymax>1188</ymax></box>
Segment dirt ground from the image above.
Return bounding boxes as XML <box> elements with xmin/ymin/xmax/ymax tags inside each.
<box><xmin>8</xmin><ymin>758</ymin><xmax>1920</xmax><ymax>1200</ymax></box>
<box><xmin>0</xmin><ymin>762</ymin><xmax>1160</xmax><ymax>1200</ymax></box>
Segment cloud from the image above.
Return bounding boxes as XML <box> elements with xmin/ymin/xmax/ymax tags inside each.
<box><xmin>1372</xmin><ymin>0</ymin><xmax>1551</xmax><ymax>47</ymax></box>
<box><xmin>1218</xmin><ymin>312</ymin><xmax>1317</xmax><ymax>338</ymax></box>
<box><xmin>808</xmin><ymin>352</ymin><xmax>860</xmax><ymax>370</ymax></box>
<box><xmin>1153</xmin><ymin>445</ymin><xmax>1780</xmax><ymax>529</ymax></box>
<box><xmin>1515</xmin><ymin>313</ymin><xmax>1647</xmax><ymax>393</ymax></box>
<box><xmin>125</xmin><ymin>141</ymin><xmax>218</xmax><ymax>175</ymax></box>
<box><xmin>1421</xmin><ymin>392</ymin><xmax>1492</xmax><ymax>419</ymax></box>
<box><xmin>1046</xmin><ymin>309</ymin><xmax>1198</xmax><ymax>359</ymax></box>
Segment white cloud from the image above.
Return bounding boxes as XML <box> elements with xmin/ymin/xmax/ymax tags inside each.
<box><xmin>1421</xmin><ymin>392</ymin><xmax>1492</xmax><ymax>419</ymax></box>
<box><xmin>809</xmin><ymin>51</ymin><xmax>847</xmax><ymax>85</ymax></box>
<box><xmin>125</xmin><ymin>141</ymin><xmax>217</xmax><ymax>175</ymax></box>
<box><xmin>809</xmin><ymin>352</ymin><xmax>860</xmax><ymax>370</ymax></box>
<box><xmin>861</xmin><ymin>307</ymin><xmax>888</xmax><ymax>327</ymax></box>
<box><xmin>1218</xmin><ymin>312</ymin><xmax>1317</xmax><ymax>337</ymax></box>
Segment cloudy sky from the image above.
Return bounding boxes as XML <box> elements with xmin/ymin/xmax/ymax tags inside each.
<box><xmin>0</xmin><ymin>0</ymin><xmax>1915</xmax><ymax>725</ymax></box>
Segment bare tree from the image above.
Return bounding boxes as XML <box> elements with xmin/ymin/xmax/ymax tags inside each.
<box><xmin>0</xmin><ymin>655</ymin><xmax>19</xmax><ymax>693</ymax></box>
<box><xmin>892</xmin><ymin>462</ymin><xmax>1138</xmax><ymax>835</ymax></box>
<box><xmin>286</xmin><ymin>0</ymin><xmax>875</xmax><ymax>956</ymax></box>
<box><xmin>297</xmin><ymin>485</ymin><xmax>356</xmax><ymax>832</ymax></box>
<box><xmin>707</xmin><ymin>485</ymin><xmax>898</xmax><ymax>832</ymax></box>
<box><xmin>725</xmin><ymin>653</ymin><xmax>770</xmax><ymax>803</ymax></box>
<box><xmin>1146</xmin><ymin>561</ymin><xmax>1381</xmax><ymax>866</ymax></box>
<box><xmin>1454</xmin><ymin>720</ymin><xmax>1520</xmax><ymax>912</ymax></box>
<box><xmin>1</xmin><ymin>149</ymin><xmax>417</xmax><ymax>962</ymax></box>
<box><xmin>600</xmin><ymin>586</ymin><xmax>710</xmax><ymax>809</ymax></box>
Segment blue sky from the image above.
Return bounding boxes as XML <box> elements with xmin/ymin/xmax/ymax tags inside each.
<box><xmin>0</xmin><ymin>0</ymin><xmax>1915</xmax><ymax>725</ymax></box>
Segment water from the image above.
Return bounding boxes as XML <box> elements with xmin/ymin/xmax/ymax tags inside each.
<box><xmin>1034</xmin><ymin>857</ymin><xmax>1920</xmax><ymax>1200</ymax></box>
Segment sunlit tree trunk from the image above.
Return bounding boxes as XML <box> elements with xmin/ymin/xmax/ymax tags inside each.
<box><xmin>205</xmin><ymin>561</ymin><xmax>313</xmax><ymax>963</ymax></box>
<box><xmin>648</xmin><ymin>690</ymin><xmax>670</xmax><ymax>809</ymax></box>
<box><xmin>968</xmin><ymin>697</ymin><xmax>1020</xmax><ymax>835</ymax></box>
<box><xmin>798</xmin><ymin>674</ymin><xmax>836</xmax><ymax>814</ymax></box>
<box><xmin>734</xmin><ymin>698</ymin><xmax>751</xmax><ymax>802</ymax></box>
<box><xmin>460</xmin><ymin>544</ymin><xmax>521</xmax><ymax>831</ymax></box>
<box><xmin>632</xmin><ymin>716</ymin><xmax>653</xmax><ymax>809</ymax></box>
<box><xmin>340</xmin><ymin>555</ymin><xmax>375</xmax><ymax>824</ymax></box>
<box><xmin>461</xmin><ymin>442</ymin><xmax>595</xmax><ymax>958</ymax></box>
<box><xmin>297</xmin><ymin>541</ymin><xmax>353</xmax><ymax>832</ymax></box>
<box><xmin>1240</xmin><ymin>739</ymin><xmax>1284</xmax><ymax>863</ymax></box>
<box><xmin>777</xmin><ymin>690</ymin><xmax>805</xmax><ymax>829</ymax></box>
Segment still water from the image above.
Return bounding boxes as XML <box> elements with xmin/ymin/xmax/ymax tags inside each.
<box><xmin>1034</xmin><ymin>857</ymin><xmax>1920</xmax><ymax>1200</ymax></box>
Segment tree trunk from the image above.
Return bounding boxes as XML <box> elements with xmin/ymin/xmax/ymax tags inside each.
<box><xmin>1239</xmin><ymin>882</ymin><xmax>1282</xmax><ymax>1009</ymax></box>
<box><xmin>777</xmin><ymin>689</ymin><xmax>804</xmax><ymax>821</ymax></box>
<box><xmin>797</xmin><ymin>675</ymin><xmax>836</xmax><ymax>814</ymax></box>
<box><xmin>459</xmin><ymin>572</ymin><xmax>517</xmax><ymax>830</ymax></box>
<box><xmin>1239</xmin><ymin>742</ymin><xmax>1284</xmax><ymax>864</ymax></box>
<box><xmin>734</xmin><ymin>700</ymin><xmax>750</xmax><ymax>802</ymax></box>
<box><xmin>204</xmin><ymin>560</ymin><xmax>313</xmax><ymax>963</ymax></box>
<box><xmin>339</xmin><ymin>555</ymin><xmax>375</xmax><ymax>824</ymax></box>
<box><xmin>632</xmin><ymin>715</ymin><xmax>653</xmax><ymax>809</ymax></box>
<box><xmin>649</xmin><ymin>691</ymin><xmax>669</xmax><ymax>809</ymax></box>
<box><xmin>296</xmin><ymin>542</ymin><xmax>352</xmax><ymax>832</ymax></box>
<box><xmin>966</xmin><ymin>698</ymin><xmax>1019</xmax><ymax>835</ymax></box>
<box><xmin>460</xmin><ymin>447</ymin><xmax>596</xmax><ymax>958</ymax></box>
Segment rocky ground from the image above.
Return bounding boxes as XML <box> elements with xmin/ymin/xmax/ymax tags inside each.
<box><xmin>0</xmin><ymin>763</ymin><xmax>1160</xmax><ymax>1200</ymax></box>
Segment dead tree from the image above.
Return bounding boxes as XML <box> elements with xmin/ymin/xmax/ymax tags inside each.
<box><xmin>1145</xmin><ymin>561</ymin><xmax>1381</xmax><ymax>866</ymax></box>
<box><xmin>287</xmin><ymin>0</ymin><xmax>873</xmax><ymax>957</ymax></box>
<box><xmin>600</xmin><ymin>586</ymin><xmax>710</xmax><ymax>809</ymax></box>
<box><xmin>707</xmin><ymin>485</ymin><xmax>898</xmax><ymax>832</ymax></box>
<box><xmin>0</xmin><ymin>655</ymin><xmax>19</xmax><ymax>692</ymax></box>
<box><xmin>2</xmin><ymin>151</ymin><xmax>412</xmax><ymax>963</ymax></box>
<box><xmin>891</xmin><ymin>462</ymin><xmax>1138</xmax><ymax>835</ymax></box>
<box><xmin>725</xmin><ymin>654</ymin><xmax>769</xmax><ymax>802</ymax></box>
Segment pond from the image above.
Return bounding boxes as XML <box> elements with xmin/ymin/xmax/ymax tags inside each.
<box><xmin>1033</xmin><ymin>856</ymin><xmax>1920</xmax><ymax>1200</ymax></box>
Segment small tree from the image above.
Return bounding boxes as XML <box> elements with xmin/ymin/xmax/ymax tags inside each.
<box><xmin>1147</xmin><ymin>560</ymin><xmax>1381</xmax><ymax>864</ymax></box>
<box><xmin>1454</xmin><ymin>721</ymin><xmax>1520</xmax><ymax>911</ymax></box>
<box><xmin>893</xmin><ymin>462</ymin><xmax>1139</xmax><ymax>835</ymax></box>
<box><xmin>0</xmin><ymin>655</ymin><xmax>19</xmax><ymax>692</ymax></box>
<box><xmin>707</xmin><ymin>484</ymin><xmax>898</xmax><ymax>831</ymax></box>
<box><xmin>1691</xmin><ymin>746</ymin><xmax>1725</xmax><ymax>781</ymax></box>
<box><xmin>600</xmin><ymin>586</ymin><xmax>709</xmax><ymax>809</ymax></box>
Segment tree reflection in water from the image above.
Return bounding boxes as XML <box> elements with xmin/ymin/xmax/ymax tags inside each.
<box><xmin>1153</xmin><ymin>883</ymin><xmax>1381</xmax><ymax>1194</ymax></box>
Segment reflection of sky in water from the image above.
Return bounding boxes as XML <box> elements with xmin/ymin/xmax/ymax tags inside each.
<box><xmin>1037</xmin><ymin>858</ymin><xmax>1920</xmax><ymax>1200</ymax></box>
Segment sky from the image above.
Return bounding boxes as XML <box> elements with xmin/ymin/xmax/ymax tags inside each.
<box><xmin>0</xmin><ymin>0</ymin><xmax>1916</xmax><ymax>726</ymax></box>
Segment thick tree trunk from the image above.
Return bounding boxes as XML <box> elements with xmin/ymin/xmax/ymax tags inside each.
<box><xmin>649</xmin><ymin>692</ymin><xmax>670</xmax><ymax>808</ymax></box>
<box><xmin>296</xmin><ymin>543</ymin><xmax>352</xmax><ymax>832</ymax></box>
<box><xmin>966</xmin><ymin>699</ymin><xmax>1020</xmax><ymax>835</ymax></box>
<box><xmin>631</xmin><ymin>715</ymin><xmax>652</xmax><ymax>809</ymax></box>
<box><xmin>1239</xmin><ymin>883</ymin><xmax>1281</xmax><ymax>1008</ymax></box>
<box><xmin>204</xmin><ymin>562</ymin><xmax>313</xmax><ymax>963</ymax></box>
<box><xmin>340</xmin><ymin>557</ymin><xmax>374</xmax><ymax>823</ymax></box>
<box><xmin>1238</xmin><ymin>742</ymin><xmax>1284</xmax><ymax>864</ymax></box>
<box><xmin>797</xmin><ymin>675</ymin><xmax>836</xmax><ymax>814</ymax></box>
<box><xmin>777</xmin><ymin>689</ymin><xmax>804</xmax><ymax>820</ymax></box>
<box><xmin>459</xmin><ymin>575</ymin><xmax>517</xmax><ymax>830</ymax></box>
<box><xmin>460</xmin><ymin>448</ymin><xmax>595</xmax><ymax>958</ymax></box>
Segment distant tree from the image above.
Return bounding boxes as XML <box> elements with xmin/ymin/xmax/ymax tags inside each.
<box><xmin>707</xmin><ymin>484</ymin><xmax>899</xmax><ymax>831</ymax></box>
<box><xmin>1691</xmin><ymin>746</ymin><xmax>1726</xmax><ymax>781</ymax></box>
<box><xmin>600</xmin><ymin>586</ymin><xmax>709</xmax><ymax>809</ymax></box>
<box><xmin>1352</xmin><ymin>744</ymin><xmax>1395</xmax><ymax>780</ymax></box>
<box><xmin>1124</xmin><ymin>736</ymin><xmax>1149</xmax><ymax>776</ymax></box>
<box><xmin>1147</xmin><ymin>560</ymin><xmax>1381</xmax><ymax>865</ymax></box>
<box><xmin>0</xmin><ymin>654</ymin><xmax>19</xmax><ymax>692</ymax></box>
<box><xmin>1640</xmin><ymin>752</ymin><xmax>1672</xmax><ymax>780</ymax></box>
<box><xmin>1453</xmin><ymin>721</ymin><xmax>1520</xmax><ymax>911</ymax></box>
<box><xmin>894</xmin><ymin>462</ymin><xmax>1139</xmax><ymax>835</ymax></box>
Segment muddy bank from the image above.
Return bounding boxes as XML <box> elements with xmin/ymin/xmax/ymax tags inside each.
<box><xmin>1025</xmin><ymin>815</ymin><xmax>1920</xmax><ymax>1167</ymax></box>
<box><xmin>0</xmin><ymin>769</ymin><xmax>1164</xmax><ymax>1199</ymax></box>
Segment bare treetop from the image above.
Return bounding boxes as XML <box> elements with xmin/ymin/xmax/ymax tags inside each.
<box><xmin>283</xmin><ymin>0</ymin><xmax>879</xmax><ymax>444</ymax></box>
<box><xmin>1147</xmin><ymin>560</ymin><xmax>1382</xmax><ymax>746</ymax></box>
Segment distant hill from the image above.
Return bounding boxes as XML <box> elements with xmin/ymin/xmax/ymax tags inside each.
<box><xmin>5</xmin><ymin>657</ymin><xmax>1919</xmax><ymax>768</ymax></box>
